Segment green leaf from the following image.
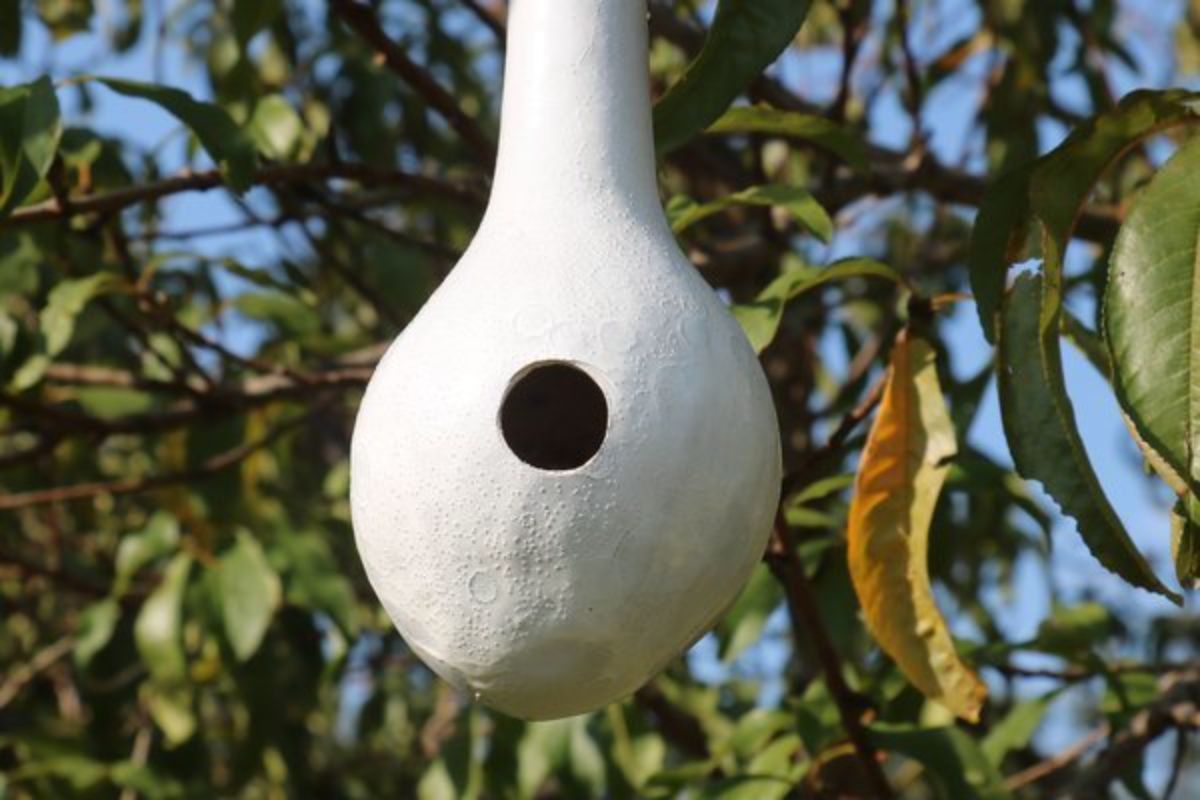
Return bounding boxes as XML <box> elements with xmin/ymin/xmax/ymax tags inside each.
<box><xmin>967</xmin><ymin>164</ymin><xmax>1034</xmax><ymax>344</ymax></box>
<box><xmin>971</xmin><ymin>91</ymin><xmax>1200</xmax><ymax>342</ymax></box>
<box><xmin>114</xmin><ymin>512</ymin><xmax>180</xmax><ymax>595</ymax></box>
<box><xmin>717</xmin><ymin>563</ymin><xmax>780</xmax><ymax>662</ymax></box>
<box><xmin>135</xmin><ymin>553</ymin><xmax>191</xmax><ymax>683</ymax></box>
<box><xmin>869</xmin><ymin>723</ymin><xmax>1011</xmax><ymax>800</ymax></box>
<box><xmin>216</xmin><ymin>531</ymin><xmax>281</xmax><ymax>662</ymax></box>
<box><xmin>998</xmin><ymin>273</ymin><xmax>1179</xmax><ymax>602</ymax></box>
<box><xmin>96</xmin><ymin>77</ymin><xmax>257</xmax><ymax>191</ymax></box>
<box><xmin>990</xmin><ymin>99</ymin><xmax>1200</xmax><ymax>574</ymax></box>
<box><xmin>1170</xmin><ymin>495</ymin><xmax>1200</xmax><ymax>589</ymax></box>
<box><xmin>232</xmin><ymin>0</ymin><xmax>282</xmax><ymax>47</ymax></box>
<box><xmin>0</xmin><ymin>0</ymin><xmax>21</xmax><ymax>56</ymax></box>
<box><xmin>1105</xmin><ymin>135</ymin><xmax>1200</xmax><ymax>499</ymax></box>
<box><xmin>248</xmin><ymin>93</ymin><xmax>303</xmax><ymax>160</ymax></box>
<box><xmin>276</xmin><ymin>530</ymin><xmax>358</xmax><ymax>635</ymax></box>
<box><xmin>0</xmin><ymin>76</ymin><xmax>63</xmax><ymax>216</ymax></box>
<box><xmin>733</xmin><ymin>257</ymin><xmax>901</xmax><ymax>353</ymax></box>
<box><xmin>653</xmin><ymin>0</ymin><xmax>813</xmax><ymax>154</ymax></box>
<box><xmin>134</xmin><ymin>553</ymin><xmax>195</xmax><ymax>745</ymax></box>
<box><xmin>235</xmin><ymin>290</ymin><xmax>321</xmax><ymax>336</ymax></box>
<box><xmin>706</xmin><ymin>105</ymin><xmax>868</xmax><ymax>170</ymax></box>
<box><xmin>1034</xmin><ymin>602</ymin><xmax>1116</xmax><ymax>654</ymax></box>
<box><xmin>74</xmin><ymin>597</ymin><xmax>120</xmax><ymax>668</ymax></box>
<box><xmin>39</xmin><ymin>272</ymin><xmax>122</xmax><ymax>357</ymax></box>
<box><xmin>981</xmin><ymin>693</ymin><xmax>1057</xmax><ymax>766</ymax></box>
<box><xmin>668</xmin><ymin>184</ymin><xmax>832</xmax><ymax>241</ymax></box>
<box><xmin>36</xmin><ymin>0</ymin><xmax>93</xmax><ymax>39</ymax></box>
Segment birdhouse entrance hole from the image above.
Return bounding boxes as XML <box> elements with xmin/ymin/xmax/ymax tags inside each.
<box><xmin>500</xmin><ymin>362</ymin><xmax>608</xmax><ymax>471</ymax></box>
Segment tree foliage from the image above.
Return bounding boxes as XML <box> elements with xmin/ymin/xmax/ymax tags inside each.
<box><xmin>1</xmin><ymin>0</ymin><xmax>1199</xmax><ymax>797</ymax></box>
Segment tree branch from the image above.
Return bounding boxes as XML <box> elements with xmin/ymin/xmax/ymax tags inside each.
<box><xmin>0</xmin><ymin>406</ymin><xmax>320</xmax><ymax>511</ymax></box>
<box><xmin>1065</xmin><ymin>668</ymin><xmax>1200</xmax><ymax>798</ymax></box>
<box><xmin>766</xmin><ymin>511</ymin><xmax>895</xmax><ymax>798</ymax></box>
<box><xmin>330</xmin><ymin>0</ymin><xmax>497</xmax><ymax>167</ymax></box>
<box><xmin>0</xmin><ymin>636</ymin><xmax>77</xmax><ymax>710</ymax></box>
<box><xmin>2</xmin><ymin>162</ymin><xmax>484</xmax><ymax>228</ymax></box>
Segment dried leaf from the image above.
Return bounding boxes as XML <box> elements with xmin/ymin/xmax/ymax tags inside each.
<box><xmin>847</xmin><ymin>332</ymin><xmax>987</xmax><ymax>722</ymax></box>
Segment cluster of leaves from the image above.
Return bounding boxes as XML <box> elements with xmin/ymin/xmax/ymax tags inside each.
<box><xmin>1</xmin><ymin>0</ymin><xmax>1199</xmax><ymax>798</ymax></box>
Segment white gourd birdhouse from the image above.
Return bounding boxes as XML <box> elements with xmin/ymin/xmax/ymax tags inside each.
<box><xmin>350</xmin><ymin>0</ymin><xmax>781</xmax><ymax>720</ymax></box>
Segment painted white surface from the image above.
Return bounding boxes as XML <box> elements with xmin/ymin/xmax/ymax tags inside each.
<box><xmin>350</xmin><ymin>0</ymin><xmax>782</xmax><ymax>720</ymax></box>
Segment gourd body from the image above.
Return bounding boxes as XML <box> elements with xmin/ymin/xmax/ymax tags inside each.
<box><xmin>350</xmin><ymin>0</ymin><xmax>781</xmax><ymax>720</ymax></box>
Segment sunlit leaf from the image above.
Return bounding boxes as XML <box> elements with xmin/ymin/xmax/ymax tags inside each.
<box><xmin>706</xmin><ymin>105</ymin><xmax>868</xmax><ymax>170</ymax></box>
<box><xmin>216</xmin><ymin>531</ymin><xmax>281</xmax><ymax>662</ymax></box>
<box><xmin>847</xmin><ymin>332</ymin><xmax>987</xmax><ymax>722</ymax></box>
<box><xmin>733</xmin><ymin>258</ymin><xmax>900</xmax><ymax>352</ymax></box>
<box><xmin>248</xmin><ymin>93</ymin><xmax>304</xmax><ymax>160</ymax></box>
<box><xmin>39</xmin><ymin>272</ymin><xmax>122</xmax><ymax>357</ymax></box>
<box><xmin>114</xmin><ymin>511</ymin><xmax>180</xmax><ymax>595</ymax></box>
<box><xmin>653</xmin><ymin>0</ymin><xmax>813</xmax><ymax>154</ymax></box>
<box><xmin>73</xmin><ymin>597</ymin><xmax>119</xmax><ymax>668</ymax></box>
<box><xmin>668</xmin><ymin>184</ymin><xmax>832</xmax><ymax>241</ymax></box>
<box><xmin>1034</xmin><ymin>601</ymin><xmax>1116</xmax><ymax>654</ymax></box>
<box><xmin>134</xmin><ymin>552</ymin><xmax>195</xmax><ymax>745</ymax></box>
<box><xmin>35</xmin><ymin>0</ymin><xmax>93</xmax><ymax>39</ymax></box>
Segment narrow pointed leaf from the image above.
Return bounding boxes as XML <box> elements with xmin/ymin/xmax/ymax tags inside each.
<box><xmin>0</xmin><ymin>76</ymin><xmax>62</xmax><ymax>216</ymax></box>
<box><xmin>998</xmin><ymin>274</ymin><xmax>1179</xmax><ymax>602</ymax></box>
<box><xmin>134</xmin><ymin>553</ymin><xmax>191</xmax><ymax>683</ymax></box>
<box><xmin>134</xmin><ymin>552</ymin><xmax>195</xmax><ymax>745</ymax></box>
<box><xmin>706</xmin><ymin>106</ymin><xmax>868</xmax><ymax>170</ymax></box>
<box><xmin>971</xmin><ymin>90</ymin><xmax>1200</xmax><ymax>342</ymax></box>
<box><xmin>40</xmin><ymin>272</ymin><xmax>122</xmax><ymax>357</ymax></box>
<box><xmin>868</xmin><ymin>723</ymin><xmax>1010</xmax><ymax>800</ymax></box>
<box><xmin>653</xmin><ymin>0</ymin><xmax>812</xmax><ymax>155</ymax></box>
<box><xmin>668</xmin><ymin>184</ymin><xmax>832</xmax><ymax>241</ymax></box>
<box><xmin>1105</xmin><ymin>135</ymin><xmax>1200</xmax><ymax>499</ymax></box>
<box><xmin>981</xmin><ymin>91</ymin><xmax>1199</xmax><ymax>602</ymax></box>
<box><xmin>847</xmin><ymin>332</ymin><xmax>988</xmax><ymax>722</ymax></box>
<box><xmin>733</xmin><ymin>258</ymin><xmax>900</xmax><ymax>353</ymax></box>
<box><xmin>1170</xmin><ymin>496</ymin><xmax>1200</xmax><ymax>589</ymax></box>
<box><xmin>97</xmin><ymin>78</ymin><xmax>257</xmax><ymax>191</ymax></box>
<box><xmin>981</xmin><ymin>693</ymin><xmax>1058</xmax><ymax>767</ymax></box>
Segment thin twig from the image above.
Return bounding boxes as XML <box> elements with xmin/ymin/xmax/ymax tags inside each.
<box><xmin>330</xmin><ymin>0</ymin><xmax>496</xmax><ymax>167</ymax></box>
<box><xmin>1004</xmin><ymin>725</ymin><xmax>1109</xmax><ymax>791</ymax></box>
<box><xmin>894</xmin><ymin>0</ymin><xmax>924</xmax><ymax>145</ymax></box>
<box><xmin>0</xmin><ymin>636</ymin><xmax>77</xmax><ymax>709</ymax></box>
<box><xmin>781</xmin><ymin>370</ymin><xmax>888</xmax><ymax>498</ymax></box>
<box><xmin>3</xmin><ymin>162</ymin><xmax>484</xmax><ymax>228</ymax></box>
<box><xmin>766</xmin><ymin>511</ymin><xmax>895</xmax><ymax>798</ymax></box>
<box><xmin>1065</xmin><ymin>668</ymin><xmax>1200</xmax><ymax>798</ymax></box>
<box><xmin>0</xmin><ymin>406</ymin><xmax>318</xmax><ymax>511</ymax></box>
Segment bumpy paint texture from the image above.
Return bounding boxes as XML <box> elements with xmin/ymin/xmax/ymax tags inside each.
<box><xmin>350</xmin><ymin>0</ymin><xmax>781</xmax><ymax>719</ymax></box>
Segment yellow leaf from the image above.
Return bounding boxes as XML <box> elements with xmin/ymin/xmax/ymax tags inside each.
<box><xmin>847</xmin><ymin>332</ymin><xmax>987</xmax><ymax>722</ymax></box>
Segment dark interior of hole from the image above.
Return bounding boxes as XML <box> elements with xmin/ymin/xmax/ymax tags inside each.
<box><xmin>500</xmin><ymin>363</ymin><xmax>608</xmax><ymax>471</ymax></box>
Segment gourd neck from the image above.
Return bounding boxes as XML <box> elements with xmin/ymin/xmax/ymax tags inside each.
<box><xmin>486</xmin><ymin>0</ymin><xmax>662</xmax><ymax>223</ymax></box>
